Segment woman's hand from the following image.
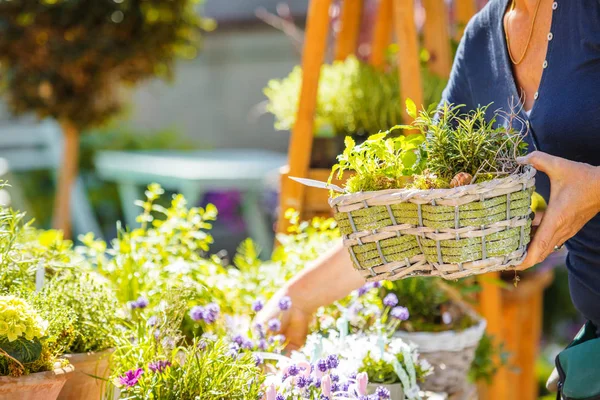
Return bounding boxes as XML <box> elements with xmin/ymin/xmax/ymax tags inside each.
<box><xmin>254</xmin><ymin>242</ymin><xmax>365</xmax><ymax>350</ymax></box>
<box><xmin>517</xmin><ymin>151</ymin><xmax>600</xmax><ymax>270</ymax></box>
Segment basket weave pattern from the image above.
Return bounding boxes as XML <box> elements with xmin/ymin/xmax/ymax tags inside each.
<box><xmin>330</xmin><ymin>167</ymin><xmax>536</xmax><ymax>281</ymax></box>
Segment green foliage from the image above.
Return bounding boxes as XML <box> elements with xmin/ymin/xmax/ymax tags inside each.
<box><xmin>360</xmin><ymin>351</ymin><xmax>429</xmax><ymax>385</ymax></box>
<box><xmin>83</xmin><ymin>183</ymin><xmax>220</xmax><ymax>305</ymax></box>
<box><xmin>0</xmin><ymin>0</ymin><xmax>215</xmax><ymax>129</ymax></box>
<box><xmin>0</xmin><ymin>336</ymin><xmax>43</xmax><ymax>365</ymax></box>
<box><xmin>264</xmin><ymin>56</ymin><xmax>447</xmax><ymax>137</ymax></box>
<box><xmin>407</xmin><ymin>102</ymin><xmax>528</xmax><ymax>182</ymax></box>
<box><xmin>111</xmin><ymin>290</ymin><xmax>263</xmax><ymax>400</ymax></box>
<box><xmin>38</xmin><ymin>271</ymin><xmax>121</xmax><ymax>353</ymax></box>
<box><xmin>386</xmin><ymin>278</ymin><xmax>476</xmax><ymax>333</ymax></box>
<box><xmin>330</xmin><ymin>130</ymin><xmax>426</xmax><ymax>193</ymax></box>
<box><xmin>469</xmin><ymin>333</ymin><xmax>510</xmax><ymax>384</ymax></box>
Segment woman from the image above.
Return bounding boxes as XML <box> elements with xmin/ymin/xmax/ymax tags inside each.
<box><xmin>258</xmin><ymin>0</ymin><xmax>600</xmax><ymax>350</ymax></box>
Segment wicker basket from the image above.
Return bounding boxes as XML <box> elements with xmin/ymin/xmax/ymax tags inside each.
<box><xmin>329</xmin><ymin>167</ymin><xmax>536</xmax><ymax>281</ymax></box>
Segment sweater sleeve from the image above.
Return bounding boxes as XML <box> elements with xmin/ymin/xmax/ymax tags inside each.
<box><xmin>440</xmin><ymin>29</ymin><xmax>474</xmax><ymax>108</ymax></box>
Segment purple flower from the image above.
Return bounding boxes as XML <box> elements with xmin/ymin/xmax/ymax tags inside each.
<box><xmin>390</xmin><ymin>306</ymin><xmax>410</xmax><ymax>321</ymax></box>
<box><xmin>275</xmin><ymin>395</ymin><xmax>285</xmax><ymax>400</ymax></box>
<box><xmin>375</xmin><ymin>386</ymin><xmax>391</xmax><ymax>399</ymax></box>
<box><xmin>316</xmin><ymin>358</ymin><xmax>328</xmax><ymax>372</ymax></box>
<box><xmin>148</xmin><ymin>360</ymin><xmax>171</xmax><ymax>373</ymax></box>
<box><xmin>326</xmin><ymin>354</ymin><xmax>339</xmax><ymax>369</ymax></box>
<box><xmin>232</xmin><ymin>334</ymin><xmax>244</xmax><ymax>346</ymax></box>
<box><xmin>252</xmin><ymin>299</ymin><xmax>264</xmax><ymax>312</ymax></box>
<box><xmin>342</xmin><ymin>381</ymin><xmax>350</xmax><ymax>391</ymax></box>
<box><xmin>287</xmin><ymin>364</ymin><xmax>300</xmax><ymax>376</ymax></box>
<box><xmin>189</xmin><ymin>306</ymin><xmax>205</xmax><ymax>322</ymax></box>
<box><xmin>320</xmin><ymin>396</ymin><xmax>330</xmax><ymax>400</ymax></box>
<box><xmin>257</xmin><ymin>339</ymin><xmax>268</xmax><ymax>350</ymax></box>
<box><xmin>331</xmin><ymin>383</ymin><xmax>340</xmax><ymax>392</ymax></box>
<box><xmin>383</xmin><ymin>293</ymin><xmax>399</xmax><ymax>307</ymax></box>
<box><xmin>118</xmin><ymin>368</ymin><xmax>144</xmax><ymax>387</ymax></box>
<box><xmin>203</xmin><ymin>303</ymin><xmax>220</xmax><ymax>324</ymax></box>
<box><xmin>147</xmin><ymin>315</ymin><xmax>158</xmax><ymax>327</ymax></box>
<box><xmin>296</xmin><ymin>375</ymin><xmax>309</xmax><ymax>388</ymax></box>
<box><xmin>357</xmin><ymin>283</ymin><xmax>373</xmax><ymax>296</ymax></box>
<box><xmin>253</xmin><ymin>354</ymin><xmax>263</xmax><ymax>366</ymax></box>
<box><xmin>136</xmin><ymin>296</ymin><xmax>149</xmax><ymax>309</ymax></box>
<box><xmin>372</xmin><ymin>281</ymin><xmax>382</xmax><ymax>288</ymax></box>
<box><xmin>267</xmin><ymin>318</ymin><xmax>281</xmax><ymax>332</ymax></box>
<box><xmin>254</xmin><ymin>322</ymin><xmax>265</xmax><ymax>338</ymax></box>
<box><xmin>197</xmin><ymin>340</ymin><xmax>207</xmax><ymax>351</ymax></box>
<box><xmin>278</xmin><ymin>296</ymin><xmax>292</xmax><ymax>311</ymax></box>
<box><xmin>242</xmin><ymin>339</ymin><xmax>254</xmax><ymax>350</ymax></box>
<box><xmin>331</xmin><ymin>374</ymin><xmax>340</xmax><ymax>382</ymax></box>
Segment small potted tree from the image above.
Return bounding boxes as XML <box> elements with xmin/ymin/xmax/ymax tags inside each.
<box><xmin>0</xmin><ymin>0</ymin><xmax>214</xmax><ymax>236</ymax></box>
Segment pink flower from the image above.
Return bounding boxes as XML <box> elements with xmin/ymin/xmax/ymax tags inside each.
<box><xmin>297</xmin><ymin>360</ymin><xmax>311</xmax><ymax>378</ymax></box>
<box><xmin>265</xmin><ymin>384</ymin><xmax>277</xmax><ymax>400</ymax></box>
<box><xmin>356</xmin><ymin>372</ymin><xmax>369</xmax><ymax>395</ymax></box>
<box><xmin>118</xmin><ymin>368</ymin><xmax>144</xmax><ymax>387</ymax></box>
<box><xmin>322</xmin><ymin>374</ymin><xmax>332</xmax><ymax>396</ymax></box>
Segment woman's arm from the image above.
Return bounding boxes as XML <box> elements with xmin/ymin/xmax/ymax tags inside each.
<box><xmin>518</xmin><ymin>151</ymin><xmax>600</xmax><ymax>269</ymax></box>
<box><xmin>255</xmin><ymin>241</ymin><xmax>364</xmax><ymax>350</ymax></box>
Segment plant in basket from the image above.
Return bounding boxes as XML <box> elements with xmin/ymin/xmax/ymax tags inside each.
<box><xmin>326</xmin><ymin>100</ymin><xmax>534</xmax><ymax>282</ymax></box>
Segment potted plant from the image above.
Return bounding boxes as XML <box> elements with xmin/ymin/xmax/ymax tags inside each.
<box><xmin>109</xmin><ymin>290</ymin><xmax>264</xmax><ymax>400</ymax></box>
<box><xmin>36</xmin><ymin>271</ymin><xmax>121</xmax><ymax>400</ymax></box>
<box><xmin>264</xmin><ymin>56</ymin><xmax>447</xmax><ymax>169</ymax></box>
<box><xmin>0</xmin><ymin>295</ymin><xmax>74</xmax><ymax>400</ymax></box>
<box><xmin>0</xmin><ymin>0</ymin><xmax>215</xmax><ymax>236</ymax></box>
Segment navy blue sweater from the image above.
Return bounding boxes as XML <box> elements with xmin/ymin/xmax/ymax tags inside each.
<box><xmin>442</xmin><ymin>0</ymin><xmax>600</xmax><ymax>324</ymax></box>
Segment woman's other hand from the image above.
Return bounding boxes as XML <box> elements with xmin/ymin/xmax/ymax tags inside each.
<box><xmin>518</xmin><ymin>151</ymin><xmax>600</xmax><ymax>270</ymax></box>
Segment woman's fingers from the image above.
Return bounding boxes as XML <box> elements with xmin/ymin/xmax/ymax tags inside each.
<box><xmin>517</xmin><ymin>151</ymin><xmax>559</xmax><ymax>176</ymax></box>
<box><xmin>518</xmin><ymin>208</ymin><xmax>564</xmax><ymax>270</ymax></box>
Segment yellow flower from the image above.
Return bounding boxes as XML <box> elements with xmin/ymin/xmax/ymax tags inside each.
<box><xmin>0</xmin><ymin>296</ymin><xmax>46</xmax><ymax>342</ymax></box>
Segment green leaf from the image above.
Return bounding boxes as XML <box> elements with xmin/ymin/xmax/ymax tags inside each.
<box><xmin>366</xmin><ymin>132</ymin><xmax>387</xmax><ymax>142</ymax></box>
<box><xmin>405</xmin><ymin>98</ymin><xmax>417</xmax><ymax>119</ymax></box>
<box><xmin>0</xmin><ymin>337</ymin><xmax>43</xmax><ymax>364</ymax></box>
<box><xmin>344</xmin><ymin>136</ymin><xmax>355</xmax><ymax>150</ymax></box>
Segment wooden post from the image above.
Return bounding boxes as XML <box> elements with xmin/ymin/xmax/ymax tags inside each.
<box><xmin>52</xmin><ymin>120</ymin><xmax>79</xmax><ymax>238</ymax></box>
<box><xmin>276</xmin><ymin>0</ymin><xmax>333</xmax><ymax>234</ymax></box>
<box><xmin>478</xmin><ymin>272</ymin><xmax>509</xmax><ymax>399</ymax></box>
<box><xmin>370</xmin><ymin>0</ymin><xmax>393</xmax><ymax>69</ymax></box>
<box><xmin>455</xmin><ymin>0</ymin><xmax>477</xmax><ymax>39</ymax></box>
<box><xmin>334</xmin><ymin>0</ymin><xmax>364</xmax><ymax>60</ymax></box>
<box><xmin>392</xmin><ymin>0</ymin><xmax>424</xmax><ymax>114</ymax></box>
<box><xmin>422</xmin><ymin>0</ymin><xmax>453</xmax><ymax>77</ymax></box>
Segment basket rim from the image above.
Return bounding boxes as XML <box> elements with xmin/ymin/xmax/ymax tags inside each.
<box><xmin>329</xmin><ymin>166</ymin><xmax>536</xmax><ymax>207</ymax></box>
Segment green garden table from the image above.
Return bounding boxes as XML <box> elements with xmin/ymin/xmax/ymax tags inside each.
<box><xmin>94</xmin><ymin>149</ymin><xmax>287</xmax><ymax>255</ymax></box>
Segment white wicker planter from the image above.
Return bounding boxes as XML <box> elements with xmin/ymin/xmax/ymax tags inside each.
<box><xmin>394</xmin><ymin>319</ymin><xmax>486</xmax><ymax>394</ymax></box>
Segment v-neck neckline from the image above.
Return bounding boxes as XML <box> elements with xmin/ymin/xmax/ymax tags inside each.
<box><xmin>496</xmin><ymin>0</ymin><xmax>557</xmax><ymax>119</ymax></box>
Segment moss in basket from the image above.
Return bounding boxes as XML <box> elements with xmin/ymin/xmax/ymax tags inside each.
<box><xmin>330</xmin><ymin>101</ymin><xmax>529</xmax><ymax>193</ymax></box>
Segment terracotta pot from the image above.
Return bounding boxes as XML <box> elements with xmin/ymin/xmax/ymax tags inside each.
<box><xmin>58</xmin><ymin>350</ymin><xmax>113</xmax><ymax>400</ymax></box>
<box><xmin>367</xmin><ymin>383</ymin><xmax>404</xmax><ymax>400</ymax></box>
<box><xmin>0</xmin><ymin>365</ymin><xmax>74</xmax><ymax>400</ymax></box>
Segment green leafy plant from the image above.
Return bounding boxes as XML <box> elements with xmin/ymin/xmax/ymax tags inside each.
<box><xmin>469</xmin><ymin>333</ymin><xmax>510</xmax><ymax>384</ymax></box>
<box><xmin>330</xmin><ymin>130</ymin><xmax>426</xmax><ymax>193</ymax></box>
<box><xmin>264</xmin><ymin>56</ymin><xmax>447</xmax><ymax>137</ymax></box>
<box><xmin>37</xmin><ymin>271</ymin><xmax>121</xmax><ymax>354</ymax></box>
<box><xmin>406</xmin><ymin>101</ymin><xmax>528</xmax><ymax>183</ymax></box>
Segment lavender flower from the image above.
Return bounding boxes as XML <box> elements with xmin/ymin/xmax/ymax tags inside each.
<box><xmin>331</xmin><ymin>374</ymin><xmax>340</xmax><ymax>382</ymax></box>
<box><xmin>232</xmin><ymin>334</ymin><xmax>244</xmax><ymax>346</ymax></box>
<box><xmin>253</xmin><ymin>354</ymin><xmax>263</xmax><ymax>366</ymax></box>
<box><xmin>267</xmin><ymin>318</ymin><xmax>281</xmax><ymax>332</ymax></box>
<box><xmin>331</xmin><ymin>382</ymin><xmax>340</xmax><ymax>392</ymax></box>
<box><xmin>189</xmin><ymin>306</ymin><xmax>205</xmax><ymax>322</ymax></box>
<box><xmin>375</xmin><ymin>386</ymin><xmax>391</xmax><ymax>399</ymax></box>
<box><xmin>390</xmin><ymin>306</ymin><xmax>410</xmax><ymax>321</ymax></box>
<box><xmin>296</xmin><ymin>375</ymin><xmax>309</xmax><ymax>388</ymax></box>
<box><xmin>242</xmin><ymin>339</ymin><xmax>254</xmax><ymax>350</ymax></box>
<box><xmin>287</xmin><ymin>364</ymin><xmax>300</xmax><ymax>376</ymax></box>
<box><xmin>136</xmin><ymin>296</ymin><xmax>149</xmax><ymax>309</ymax></box>
<box><xmin>252</xmin><ymin>299</ymin><xmax>264</xmax><ymax>312</ymax></box>
<box><xmin>118</xmin><ymin>368</ymin><xmax>144</xmax><ymax>387</ymax></box>
<box><xmin>203</xmin><ymin>303</ymin><xmax>220</xmax><ymax>324</ymax></box>
<box><xmin>275</xmin><ymin>395</ymin><xmax>285</xmax><ymax>400</ymax></box>
<box><xmin>148</xmin><ymin>360</ymin><xmax>171</xmax><ymax>373</ymax></box>
<box><xmin>383</xmin><ymin>293</ymin><xmax>399</xmax><ymax>307</ymax></box>
<box><xmin>357</xmin><ymin>283</ymin><xmax>373</xmax><ymax>296</ymax></box>
<box><xmin>372</xmin><ymin>281</ymin><xmax>382</xmax><ymax>288</ymax></box>
<box><xmin>147</xmin><ymin>315</ymin><xmax>158</xmax><ymax>327</ymax></box>
<box><xmin>278</xmin><ymin>296</ymin><xmax>292</xmax><ymax>311</ymax></box>
<box><xmin>326</xmin><ymin>354</ymin><xmax>339</xmax><ymax>369</ymax></box>
<box><xmin>257</xmin><ymin>338</ymin><xmax>268</xmax><ymax>350</ymax></box>
<box><xmin>316</xmin><ymin>358</ymin><xmax>328</xmax><ymax>372</ymax></box>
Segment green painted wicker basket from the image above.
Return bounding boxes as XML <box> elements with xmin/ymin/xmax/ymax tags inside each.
<box><xmin>328</xmin><ymin>166</ymin><xmax>536</xmax><ymax>281</ymax></box>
